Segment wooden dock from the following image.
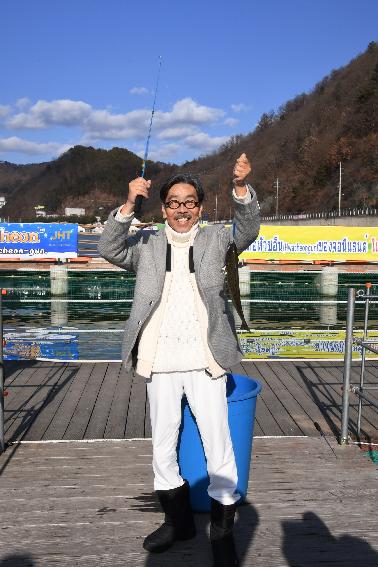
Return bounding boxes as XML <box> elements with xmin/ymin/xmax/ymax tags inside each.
<box><xmin>3</xmin><ymin>360</ymin><xmax>378</xmax><ymax>444</ymax></box>
<box><xmin>0</xmin><ymin>437</ymin><xmax>377</xmax><ymax>566</ymax></box>
<box><xmin>1</xmin><ymin>360</ymin><xmax>377</xmax><ymax>566</ymax></box>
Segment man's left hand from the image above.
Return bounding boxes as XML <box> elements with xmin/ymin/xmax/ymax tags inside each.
<box><xmin>233</xmin><ymin>153</ymin><xmax>251</xmax><ymax>189</ymax></box>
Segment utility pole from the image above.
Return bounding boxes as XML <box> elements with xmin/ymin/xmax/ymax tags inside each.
<box><xmin>275</xmin><ymin>178</ymin><xmax>279</xmax><ymax>216</ymax></box>
<box><xmin>215</xmin><ymin>194</ymin><xmax>218</xmax><ymax>222</ymax></box>
<box><xmin>338</xmin><ymin>161</ymin><xmax>342</xmax><ymax>217</ymax></box>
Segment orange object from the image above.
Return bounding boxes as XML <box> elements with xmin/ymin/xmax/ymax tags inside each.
<box><xmin>366</xmin><ymin>282</ymin><xmax>373</xmax><ymax>288</ymax></box>
<box><xmin>1</xmin><ymin>289</ymin><xmax>6</xmax><ymax>295</ymax></box>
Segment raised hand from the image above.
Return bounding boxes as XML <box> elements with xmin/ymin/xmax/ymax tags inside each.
<box><xmin>233</xmin><ymin>153</ymin><xmax>251</xmax><ymax>187</ymax></box>
<box><xmin>121</xmin><ymin>177</ymin><xmax>151</xmax><ymax>215</ymax></box>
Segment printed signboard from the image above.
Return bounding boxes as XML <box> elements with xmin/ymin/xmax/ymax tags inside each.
<box><xmin>4</xmin><ymin>330</ymin><xmax>79</xmax><ymax>361</ymax></box>
<box><xmin>238</xmin><ymin>329</ymin><xmax>378</xmax><ymax>360</ymax></box>
<box><xmin>0</xmin><ymin>223</ymin><xmax>78</xmax><ymax>259</ymax></box>
<box><xmin>240</xmin><ymin>225</ymin><xmax>378</xmax><ymax>262</ymax></box>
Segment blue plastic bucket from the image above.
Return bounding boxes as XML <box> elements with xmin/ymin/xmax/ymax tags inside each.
<box><xmin>177</xmin><ymin>373</ymin><xmax>261</xmax><ymax>512</ymax></box>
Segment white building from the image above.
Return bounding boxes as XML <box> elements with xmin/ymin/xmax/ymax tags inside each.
<box><xmin>65</xmin><ymin>207</ymin><xmax>86</xmax><ymax>216</ymax></box>
<box><xmin>0</xmin><ymin>196</ymin><xmax>6</xmax><ymax>208</ymax></box>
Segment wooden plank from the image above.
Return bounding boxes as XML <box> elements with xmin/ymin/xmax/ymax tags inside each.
<box><xmin>23</xmin><ymin>363</ymin><xmax>81</xmax><ymax>441</ymax></box>
<box><xmin>84</xmin><ymin>363</ymin><xmax>122</xmax><ymax>439</ymax></box>
<box><xmin>253</xmin><ymin>418</ymin><xmax>263</xmax><ymax>436</ymax></box>
<box><xmin>0</xmin><ymin>438</ymin><xmax>377</xmax><ymax>567</ymax></box>
<box><xmin>325</xmin><ymin>362</ymin><xmax>378</xmax><ymax>405</ymax></box>
<box><xmin>3</xmin><ymin>360</ymin><xmax>26</xmax><ymax>388</ymax></box>
<box><xmin>232</xmin><ymin>363</ymin><xmax>279</xmax><ymax>436</ymax></box>
<box><xmin>253</xmin><ymin>388</ymin><xmax>284</xmax><ymax>436</ymax></box>
<box><xmin>308</xmin><ymin>362</ymin><xmax>378</xmax><ymax>438</ymax></box>
<box><xmin>265</xmin><ymin>361</ymin><xmax>336</xmax><ymax>437</ymax></box>
<box><xmin>4</xmin><ymin>362</ymin><xmax>41</xmax><ymax>407</ymax></box>
<box><xmin>124</xmin><ymin>372</ymin><xmax>147</xmax><ymax>438</ymax></box>
<box><xmin>42</xmin><ymin>363</ymin><xmax>94</xmax><ymax>440</ymax></box>
<box><xmin>260</xmin><ymin>362</ymin><xmax>317</xmax><ymax>436</ymax></box>
<box><xmin>286</xmin><ymin>361</ymin><xmax>344</xmax><ymax>437</ymax></box>
<box><xmin>6</xmin><ymin>363</ymin><xmax>69</xmax><ymax>442</ymax></box>
<box><xmin>304</xmin><ymin>362</ymin><xmax>377</xmax><ymax>438</ymax></box>
<box><xmin>4</xmin><ymin>360</ymin><xmax>376</xmax><ymax>444</ymax></box>
<box><xmin>243</xmin><ymin>362</ymin><xmax>292</xmax><ymax>436</ymax></box>
<box><xmin>63</xmin><ymin>363</ymin><xmax>109</xmax><ymax>440</ymax></box>
<box><xmin>104</xmin><ymin>367</ymin><xmax>133</xmax><ymax>439</ymax></box>
<box><xmin>228</xmin><ymin>362</ymin><xmax>247</xmax><ymax>377</ymax></box>
<box><xmin>4</xmin><ymin>363</ymin><xmax>64</xmax><ymax>442</ymax></box>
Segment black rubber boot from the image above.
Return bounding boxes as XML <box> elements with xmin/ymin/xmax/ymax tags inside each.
<box><xmin>210</xmin><ymin>498</ymin><xmax>239</xmax><ymax>567</ymax></box>
<box><xmin>143</xmin><ymin>480</ymin><xmax>196</xmax><ymax>553</ymax></box>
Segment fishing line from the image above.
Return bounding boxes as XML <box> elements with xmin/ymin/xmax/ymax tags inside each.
<box><xmin>134</xmin><ymin>56</ymin><xmax>163</xmax><ymax>215</ymax></box>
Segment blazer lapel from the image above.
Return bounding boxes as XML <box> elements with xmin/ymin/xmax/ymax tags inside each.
<box><xmin>193</xmin><ymin>226</ymin><xmax>208</xmax><ymax>272</ymax></box>
<box><xmin>152</xmin><ymin>230</ymin><xmax>167</xmax><ymax>291</ymax></box>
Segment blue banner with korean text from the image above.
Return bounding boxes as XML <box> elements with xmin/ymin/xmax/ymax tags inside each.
<box><xmin>0</xmin><ymin>223</ymin><xmax>78</xmax><ymax>259</ymax></box>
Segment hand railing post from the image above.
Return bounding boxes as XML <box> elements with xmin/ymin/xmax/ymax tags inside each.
<box><xmin>340</xmin><ymin>287</ymin><xmax>356</xmax><ymax>445</ymax></box>
<box><xmin>357</xmin><ymin>283</ymin><xmax>371</xmax><ymax>435</ymax></box>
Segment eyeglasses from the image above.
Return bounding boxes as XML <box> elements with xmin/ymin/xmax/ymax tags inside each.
<box><xmin>164</xmin><ymin>199</ymin><xmax>200</xmax><ymax>210</ymax></box>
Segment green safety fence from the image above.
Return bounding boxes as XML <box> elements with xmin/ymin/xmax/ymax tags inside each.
<box><xmin>0</xmin><ymin>270</ymin><xmax>377</xmax><ymax>330</ymax></box>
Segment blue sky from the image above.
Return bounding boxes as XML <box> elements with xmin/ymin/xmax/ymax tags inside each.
<box><xmin>1</xmin><ymin>0</ymin><xmax>377</xmax><ymax>165</ymax></box>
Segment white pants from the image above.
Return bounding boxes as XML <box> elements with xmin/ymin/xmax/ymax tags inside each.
<box><xmin>147</xmin><ymin>369</ymin><xmax>240</xmax><ymax>505</ymax></box>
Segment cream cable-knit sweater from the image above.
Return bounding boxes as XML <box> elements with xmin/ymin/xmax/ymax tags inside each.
<box><xmin>136</xmin><ymin>221</ymin><xmax>226</xmax><ymax>378</ymax></box>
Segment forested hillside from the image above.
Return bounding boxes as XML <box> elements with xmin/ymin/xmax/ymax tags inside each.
<box><xmin>1</xmin><ymin>41</ymin><xmax>377</xmax><ymax>221</ymax></box>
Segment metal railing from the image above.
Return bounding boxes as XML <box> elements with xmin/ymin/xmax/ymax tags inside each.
<box><xmin>340</xmin><ymin>284</ymin><xmax>378</xmax><ymax>444</ymax></box>
<box><xmin>262</xmin><ymin>207</ymin><xmax>378</xmax><ymax>222</ymax></box>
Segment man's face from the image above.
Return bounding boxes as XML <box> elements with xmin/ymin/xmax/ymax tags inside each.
<box><xmin>162</xmin><ymin>183</ymin><xmax>203</xmax><ymax>233</ymax></box>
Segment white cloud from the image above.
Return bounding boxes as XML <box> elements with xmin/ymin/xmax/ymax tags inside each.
<box><xmin>8</xmin><ymin>99</ymin><xmax>92</xmax><ymax>128</ymax></box>
<box><xmin>81</xmin><ymin>98</ymin><xmax>223</xmax><ymax>142</ymax></box>
<box><xmin>224</xmin><ymin>117</ymin><xmax>239</xmax><ymax>127</ymax></box>
<box><xmin>5</xmin><ymin>96</ymin><xmax>224</xmax><ymax>139</ymax></box>
<box><xmin>0</xmin><ymin>136</ymin><xmax>71</xmax><ymax>156</ymax></box>
<box><xmin>184</xmin><ymin>132</ymin><xmax>229</xmax><ymax>153</ymax></box>
<box><xmin>0</xmin><ymin>105</ymin><xmax>10</xmax><ymax>118</ymax></box>
<box><xmin>82</xmin><ymin>108</ymin><xmax>150</xmax><ymax>141</ymax></box>
<box><xmin>147</xmin><ymin>143</ymin><xmax>182</xmax><ymax>162</ymax></box>
<box><xmin>129</xmin><ymin>86</ymin><xmax>149</xmax><ymax>95</ymax></box>
<box><xmin>15</xmin><ymin>97</ymin><xmax>31</xmax><ymax>109</ymax></box>
<box><xmin>155</xmin><ymin>98</ymin><xmax>224</xmax><ymax>128</ymax></box>
<box><xmin>157</xmin><ymin>125</ymin><xmax>198</xmax><ymax>140</ymax></box>
<box><xmin>2</xmin><ymin>96</ymin><xmax>229</xmax><ymax>162</ymax></box>
<box><xmin>231</xmin><ymin>103</ymin><xmax>250</xmax><ymax>113</ymax></box>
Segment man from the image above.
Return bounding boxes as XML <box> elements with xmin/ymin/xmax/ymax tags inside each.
<box><xmin>98</xmin><ymin>154</ymin><xmax>260</xmax><ymax>567</ymax></box>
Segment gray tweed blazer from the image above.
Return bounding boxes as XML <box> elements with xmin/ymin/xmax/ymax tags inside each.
<box><xmin>97</xmin><ymin>187</ymin><xmax>260</xmax><ymax>374</ymax></box>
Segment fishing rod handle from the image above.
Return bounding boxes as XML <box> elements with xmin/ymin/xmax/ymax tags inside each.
<box><xmin>134</xmin><ymin>195</ymin><xmax>143</xmax><ymax>215</ymax></box>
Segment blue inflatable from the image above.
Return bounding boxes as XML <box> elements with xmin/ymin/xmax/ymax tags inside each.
<box><xmin>178</xmin><ymin>373</ymin><xmax>262</xmax><ymax>512</ymax></box>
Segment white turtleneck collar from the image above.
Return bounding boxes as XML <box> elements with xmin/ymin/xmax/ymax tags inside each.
<box><xmin>165</xmin><ymin>220</ymin><xmax>199</xmax><ymax>247</ymax></box>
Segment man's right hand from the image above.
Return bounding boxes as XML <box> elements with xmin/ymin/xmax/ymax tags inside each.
<box><xmin>120</xmin><ymin>178</ymin><xmax>151</xmax><ymax>215</ymax></box>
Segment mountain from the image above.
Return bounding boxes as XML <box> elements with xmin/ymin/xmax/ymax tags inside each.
<box><xmin>183</xmin><ymin>40</ymin><xmax>378</xmax><ymax>218</ymax></box>
<box><xmin>1</xmin><ymin>146</ymin><xmax>176</xmax><ymax>221</ymax></box>
<box><xmin>0</xmin><ymin>161</ymin><xmax>45</xmax><ymax>197</ymax></box>
<box><xmin>1</xmin><ymin>41</ymin><xmax>377</xmax><ymax>221</ymax></box>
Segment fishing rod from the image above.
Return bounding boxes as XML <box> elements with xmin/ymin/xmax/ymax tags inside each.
<box><xmin>134</xmin><ymin>55</ymin><xmax>162</xmax><ymax>216</ymax></box>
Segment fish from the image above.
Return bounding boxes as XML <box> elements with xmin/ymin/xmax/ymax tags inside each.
<box><xmin>225</xmin><ymin>241</ymin><xmax>250</xmax><ymax>331</ymax></box>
